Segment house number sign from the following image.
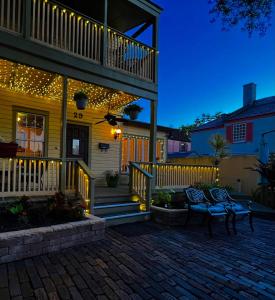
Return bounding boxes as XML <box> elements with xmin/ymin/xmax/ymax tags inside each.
<box><xmin>73</xmin><ymin>112</ymin><xmax>83</xmax><ymax>119</ymax></box>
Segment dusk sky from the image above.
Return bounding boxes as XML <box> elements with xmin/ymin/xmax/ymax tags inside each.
<box><xmin>137</xmin><ymin>0</ymin><xmax>275</xmax><ymax>128</ymax></box>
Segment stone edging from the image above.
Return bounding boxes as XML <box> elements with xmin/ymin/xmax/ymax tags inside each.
<box><xmin>0</xmin><ymin>215</ymin><xmax>105</xmax><ymax>264</ymax></box>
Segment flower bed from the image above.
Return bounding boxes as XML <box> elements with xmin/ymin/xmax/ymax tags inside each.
<box><xmin>151</xmin><ymin>205</ymin><xmax>188</xmax><ymax>226</ymax></box>
<box><xmin>0</xmin><ymin>193</ymin><xmax>105</xmax><ymax>263</ymax></box>
<box><xmin>0</xmin><ymin>215</ymin><xmax>105</xmax><ymax>264</ymax></box>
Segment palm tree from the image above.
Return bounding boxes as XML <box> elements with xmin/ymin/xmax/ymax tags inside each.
<box><xmin>209</xmin><ymin>134</ymin><xmax>228</xmax><ymax>166</ymax></box>
<box><xmin>209</xmin><ymin>134</ymin><xmax>228</xmax><ymax>184</ymax></box>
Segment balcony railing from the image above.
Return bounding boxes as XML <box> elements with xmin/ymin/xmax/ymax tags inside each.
<box><xmin>0</xmin><ymin>0</ymin><xmax>156</xmax><ymax>82</ymax></box>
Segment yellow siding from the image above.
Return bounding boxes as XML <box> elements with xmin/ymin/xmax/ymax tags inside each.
<box><xmin>0</xmin><ymin>89</ymin><xmax>121</xmax><ymax>185</ymax></box>
<box><xmin>0</xmin><ymin>89</ymin><xmax>168</xmax><ymax>186</ymax></box>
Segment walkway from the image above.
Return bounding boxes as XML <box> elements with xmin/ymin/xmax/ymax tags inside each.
<box><xmin>1</xmin><ymin>218</ymin><xmax>275</xmax><ymax>299</ymax></box>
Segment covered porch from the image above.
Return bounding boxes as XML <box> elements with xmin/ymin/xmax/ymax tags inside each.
<box><xmin>0</xmin><ymin>57</ymin><xmax>159</xmax><ymax>214</ymax></box>
<box><xmin>0</xmin><ymin>58</ymin><xmax>219</xmax><ymax>218</ymax></box>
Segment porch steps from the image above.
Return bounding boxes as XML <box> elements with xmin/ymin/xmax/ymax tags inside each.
<box><xmin>102</xmin><ymin>212</ymin><xmax>151</xmax><ymax>227</ymax></box>
<box><xmin>94</xmin><ymin>202</ymin><xmax>140</xmax><ymax>216</ymax></box>
<box><xmin>94</xmin><ymin>193</ymin><xmax>150</xmax><ymax>226</ymax></box>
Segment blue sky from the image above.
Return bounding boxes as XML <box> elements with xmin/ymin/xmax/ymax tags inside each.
<box><xmin>136</xmin><ymin>0</ymin><xmax>275</xmax><ymax>128</ymax></box>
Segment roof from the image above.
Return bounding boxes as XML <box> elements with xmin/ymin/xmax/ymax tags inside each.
<box><xmin>193</xmin><ymin>96</ymin><xmax>275</xmax><ymax>132</ymax></box>
<box><xmin>121</xmin><ymin>119</ymin><xmax>189</xmax><ymax>142</ymax></box>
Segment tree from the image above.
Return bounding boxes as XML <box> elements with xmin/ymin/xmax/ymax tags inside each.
<box><xmin>209</xmin><ymin>134</ymin><xmax>229</xmax><ymax>166</ymax></box>
<box><xmin>209</xmin><ymin>0</ymin><xmax>274</xmax><ymax>36</ymax></box>
<box><xmin>180</xmin><ymin>112</ymin><xmax>223</xmax><ymax>139</ymax></box>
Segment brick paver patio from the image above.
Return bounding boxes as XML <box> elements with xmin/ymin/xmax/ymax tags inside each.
<box><xmin>0</xmin><ymin>218</ymin><xmax>275</xmax><ymax>300</ymax></box>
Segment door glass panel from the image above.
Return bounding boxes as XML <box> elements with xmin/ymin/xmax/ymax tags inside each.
<box><xmin>72</xmin><ymin>139</ymin><xmax>80</xmax><ymax>155</ymax></box>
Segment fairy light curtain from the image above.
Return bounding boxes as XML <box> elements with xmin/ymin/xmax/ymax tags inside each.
<box><xmin>0</xmin><ymin>59</ymin><xmax>139</xmax><ymax>111</ymax></box>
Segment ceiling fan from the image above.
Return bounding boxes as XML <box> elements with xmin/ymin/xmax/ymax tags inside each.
<box><xmin>95</xmin><ymin>113</ymin><xmax>124</xmax><ymax>126</ymax></box>
<box><xmin>94</xmin><ymin>93</ymin><xmax>126</xmax><ymax>126</ymax></box>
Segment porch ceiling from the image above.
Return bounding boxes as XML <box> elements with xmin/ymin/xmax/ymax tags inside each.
<box><xmin>0</xmin><ymin>59</ymin><xmax>139</xmax><ymax>111</ymax></box>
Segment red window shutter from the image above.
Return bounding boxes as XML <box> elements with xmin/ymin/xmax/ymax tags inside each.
<box><xmin>246</xmin><ymin>123</ymin><xmax>253</xmax><ymax>142</ymax></box>
<box><xmin>226</xmin><ymin>125</ymin><xmax>233</xmax><ymax>143</ymax></box>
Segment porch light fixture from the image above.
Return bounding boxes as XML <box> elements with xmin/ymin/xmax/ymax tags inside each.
<box><xmin>111</xmin><ymin>127</ymin><xmax>122</xmax><ymax>140</ymax></box>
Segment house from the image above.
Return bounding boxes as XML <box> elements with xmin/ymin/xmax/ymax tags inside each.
<box><xmin>167</xmin><ymin>129</ymin><xmax>191</xmax><ymax>154</ymax></box>
<box><xmin>0</xmin><ymin>0</ymin><xmax>163</xmax><ymax>223</ymax></box>
<box><xmin>0</xmin><ymin>0</ymin><xmax>218</xmax><ymax>226</ymax></box>
<box><xmin>191</xmin><ymin>83</ymin><xmax>275</xmax><ymax>157</ymax></box>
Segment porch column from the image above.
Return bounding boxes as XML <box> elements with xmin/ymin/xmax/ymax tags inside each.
<box><xmin>152</xmin><ymin>16</ymin><xmax>159</xmax><ymax>83</ymax></box>
<box><xmin>149</xmin><ymin>99</ymin><xmax>158</xmax><ymax>163</ymax></box>
<box><xmin>60</xmin><ymin>76</ymin><xmax>68</xmax><ymax>193</ymax></box>
<box><xmin>149</xmin><ymin>99</ymin><xmax>158</xmax><ymax>190</ymax></box>
<box><xmin>23</xmin><ymin>0</ymin><xmax>32</xmax><ymax>39</ymax></box>
<box><xmin>102</xmin><ymin>0</ymin><xmax>108</xmax><ymax>66</ymax></box>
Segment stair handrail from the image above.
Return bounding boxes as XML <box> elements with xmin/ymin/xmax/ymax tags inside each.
<box><xmin>76</xmin><ymin>160</ymin><xmax>96</xmax><ymax>214</ymax></box>
<box><xmin>129</xmin><ymin>162</ymin><xmax>153</xmax><ymax>212</ymax></box>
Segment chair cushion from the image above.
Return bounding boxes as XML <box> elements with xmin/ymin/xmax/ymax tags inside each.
<box><xmin>212</xmin><ymin>188</ymin><xmax>228</xmax><ymax>202</ymax></box>
<box><xmin>190</xmin><ymin>203</ymin><xmax>226</xmax><ymax>215</ymax></box>
<box><xmin>227</xmin><ymin>203</ymin><xmax>249</xmax><ymax>214</ymax></box>
<box><xmin>187</xmin><ymin>188</ymin><xmax>205</xmax><ymax>204</ymax></box>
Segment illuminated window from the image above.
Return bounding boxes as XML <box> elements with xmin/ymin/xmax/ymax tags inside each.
<box><xmin>121</xmin><ymin>136</ymin><xmax>165</xmax><ymax>172</ymax></box>
<box><xmin>233</xmin><ymin>123</ymin><xmax>247</xmax><ymax>143</ymax></box>
<box><xmin>15</xmin><ymin>112</ymin><xmax>46</xmax><ymax>157</ymax></box>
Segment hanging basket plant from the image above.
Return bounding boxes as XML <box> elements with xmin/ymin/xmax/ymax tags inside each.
<box><xmin>73</xmin><ymin>91</ymin><xmax>88</xmax><ymax>110</ymax></box>
<box><xmin>123</xmin><ymin>104</ymin><xmax>143</xmax><ymax>120</ymax></box>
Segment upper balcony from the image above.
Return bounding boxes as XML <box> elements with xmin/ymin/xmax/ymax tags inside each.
<box><xmin>0</xmin><ymin>0</ymin><xmax>161</xmax><ymax>96</ymax></box>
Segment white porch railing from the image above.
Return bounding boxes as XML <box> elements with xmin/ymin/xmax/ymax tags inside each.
<box><xmin>0</xmin><ymin>0</ymin><xmax>23</xmax><ymax>33</ymax></box>
<box><xmin>76</xmin><ymin>160</ymin><xmax>96</xmax><ymax>214</ymax></box>
<box><xmin>30</xmin><ymin>0</ymin><xmax>102</xmax><ymax>63</ymax></box>
<box><xmin>137</xmin><ymin>162</ymin><xmax>219</xmax><ymax>189</ymax></box>
<box><xmin>0</xmin><ymin>157</ymin><xmax>96</xmax><ymax>213</ymax></box>
<box><xmin>107</xmin><ymin>29</ymin><xmax>155</xmax><ymax>81</ymax></box>
<box><xmin>0</xmin><ymin>0</ymin><xmax>157</xmax><ymax>81</ymax></box>
<box><xmin>129</xmin><ymin>162</ymin><xmax>153</xmax><ymax>212</ymax></box>
<box><xmin>0</xmin><ymin>157</ymin><xmax>60</xmax><ymax>197</ymax></box>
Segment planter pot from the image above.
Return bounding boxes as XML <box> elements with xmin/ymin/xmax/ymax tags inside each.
<box><xmin>0</xmin><ymin>142</ymin><xmax>18</xmax><ymax>158</ymax></box>
<box><xmin>129</xmin><ymin>110</ymin><xmax>139</xmax><ymax>120</ymax></box>
<box><xmin>151</xmin><ymin>205</ymin><xmax>188</xmax><ymax>226</ymax></box>
<box><xmin>106</xmin><ymin>176</ymin><xmax>119</xmax><ymax>188</ymax></box>
<box><xmin>75</xmin><ymin>97</ymin><xmax>88</xmax><ymax>110</ymax></box>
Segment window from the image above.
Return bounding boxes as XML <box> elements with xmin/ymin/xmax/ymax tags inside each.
<box><xmin>15</xmin><ymin>111</ymin><xmax>46</xmax><ymax>157</ymax></box>
<box><xmin>121</xmin><ymin>136</ymin><xmax>165</xmax><ymax>172</ymax></box>
<box><xmin>232</xmin><ymin>123</ymin><xmax>247</xmax><ymax>143</ymax></box>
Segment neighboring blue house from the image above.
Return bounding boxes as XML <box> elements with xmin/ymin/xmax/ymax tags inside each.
<box><xmin>191</xmin><ymin>83</ymin><xmax>275</xmax><ymax>157</ymax></box>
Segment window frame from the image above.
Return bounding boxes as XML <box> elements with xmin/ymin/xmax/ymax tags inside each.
<box><xmin>12</xmin><ymin>106</ymin><xmax>49</xmax><ymax>157</ymax></box>
<box><xmin>120</xmin><ymin>134</ymin><xmax>166</xmax><ymax>173</ymax></box>
<box><xmin>232</xmin><ymin>122</ymin><xmax>247</xmax><ymax>143</ymax></box>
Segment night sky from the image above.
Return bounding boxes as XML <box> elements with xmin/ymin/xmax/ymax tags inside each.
<box><xmin>137</xmin><ymin>0</ymin><xmax>275</xmax><ymax>128</ymax></box>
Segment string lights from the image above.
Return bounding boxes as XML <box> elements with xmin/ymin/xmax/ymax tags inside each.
<box><xmin>0</xmin><ymin>58</ymin><xmax>139</xmax><ymax>111</ymax></box>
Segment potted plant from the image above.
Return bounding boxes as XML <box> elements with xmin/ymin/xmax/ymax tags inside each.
<box><xmin>73</xmin><ymin>91</ymin><xmax>88</xmax><ymax>110</ymax></box>
<box><xmin>123</xmin><ymin>104</ymin><xmax>143</xmax><ymax>120</ymax></box>
<box><xmin>0</xmin><ymin>136</ymin><xmax>18</xmax><ymax>158</ymax></box>
<box><xmin>106</xmin><ymin>171</ymin><xmax>120</xmax><ymax>187</ymax></box>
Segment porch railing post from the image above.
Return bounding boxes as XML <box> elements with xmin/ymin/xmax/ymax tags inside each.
<box><xmin>102</xmin><ymin>0</ymin><xmax>108</xmax><ymax>66</ymax></box>
<box><xmin>89</xmin><ymin>178</ymin><xmax>95</xmax><ymax>214</ymax></box>
<box><xmin>23</xmin><ymin>0</ymin><xmax>32</xmax><ymax>38</ymax></box>
<box><xmin>146</xmin><ymin>176</ymin><xmax>152</xmax><ymax>212</ymax></box>
<box><xmin>60</xmin><ymin>76</ymin><xmax>68</xmax><ymax>193</ymax></box>
<box><xmin>152</xmin><ymin>16</ymin><xmax>159</xmax><ymax>83</ymax></box>
<box><xmin>149</xmin><ymin>100</ymin><xmax>158</xmax><ymax>190</ymax></box>
<box><xmin>129</xmin><ymin>163</ymin><xmax>133</xmax><ymax>194</ymax></box>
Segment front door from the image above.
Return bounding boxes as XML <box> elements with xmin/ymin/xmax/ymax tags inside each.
<box><xmin>66</xmin><ymin>124</ymin><xmax>89</xmax><ymax>164</ymax></box>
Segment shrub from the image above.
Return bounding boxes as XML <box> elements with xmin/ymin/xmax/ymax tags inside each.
<box><xmin>153</xmin><ymin>191</ymin><xmax>174</xmax><ymax>208</ymax></box>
